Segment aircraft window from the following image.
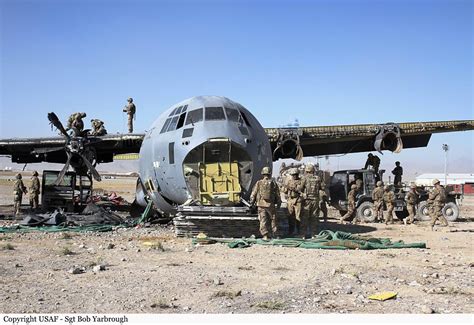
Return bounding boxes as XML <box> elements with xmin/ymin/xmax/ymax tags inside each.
<box><xmin>225</xmin><ymin>107</ymin><xmax>240</xmax><ymax>122</ymax></box>
<box><xmin>185</xmin><ymin>108</ymin><xmax>203</xmax><ymax>125</ymax></box>
<box><xmin>176</xmin><ymin>112</ymin><xmax>186</xmax><ymax>129</ymax></box>
<box><xmin>205</xmin><ymin>107</ymin><xmax>225</xmax><ymax>121</ymax></box>
<box><xmin>167</xmin><ymin>116</ymin><xmax>179</xmax><ymax>132</ymax></box>
<box><xmin>160</xmin><ymin>118</ymin><xmax>172</xmax><ymax>133</ymax></box>
<box><xmin>182</xmin><ymin>128</ymin><xmax>193</xmax><ymax>138</ymax></box>
<box><xmin>175</xmin><ymin>106</ymin><xmax>183</xmax><ymax>114</ymax></box>
<box><xmin>169</xmin><ymin>107</ymin><xmax>178</xmax><ymax>117</ymax></box>
<box><xmin>240</xmin><ymin>111</ymin><xmax>251</xmax><ymax>127</ymax></box>
<box><xmin>169</xmin><ymin>142</ymin><xmax>175</xmax><ymax>164</ymax></box>
<box><xmin>181</xmin><ymin>105</ymin><xmax>188</xmax><ymax>113</ymax></box>
<box><xmin>239</xmin><ymin>126</ymin><xmax>249</xmax><ymax>136</ymax></box>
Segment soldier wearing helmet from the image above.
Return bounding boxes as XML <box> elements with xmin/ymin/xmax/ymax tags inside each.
<box><xmin>123</xmin><ymin>97</ymin><xmax>136</xmax><ymax>133</ymax></box>
<box><xmin>90</xmin><ymin>119</ymin><xmax>107</xmax><ymax>136</ymax></box>
<box><xmin>340</xmin><ymin>184</ymin><xmax>358</xmax><ymax>224</ymax></box>
<box><xmin>404</xmin><ymin>183</ymin><xmax>418</xmax><ymax>225</ymax></box>
<box><xmin>372</xmin><ymin>180</ymin><xmax>384</xmax><ymax>222</ymax></box>
<box><xmin>364</xmin><ymin>153</ymin><xmax>381</xmax><ymax>174</ymax></box>
<box><xmin>29</xmin><ymin>171</ymin><xmax>41</xmax><ymax>210</ymax></box>
<box><xmin>13</xmin><ymin>173</ymin><xmax>27</xmax><ymax>215</ymax></box>
<box><xmin>428</xmin><ymin>178</ymin><xmax>448</xmax><ymax>231</ymax></box>
<box><xmin>283</xmin><ymin>167</ymin><xmax>304</xmax><ymax>236</ymax></box>
<box><xmin>383</xmin><ymin>185</ymin><xmax>395</xmax><ymax>224</ymax></box>
<box><xmin>250</xmin><ymin>167</ymin><xmax>281</xmax><ymax>240</ymax></box>
<box><xmin>296</xmin><ymin>165</ymin><xmax>321</xmax><ymax>238</ymax></box>
<box><xmin>66</xmin><ymin>112</ymin><xmax>87</xmax><ymax>136</ymax></box>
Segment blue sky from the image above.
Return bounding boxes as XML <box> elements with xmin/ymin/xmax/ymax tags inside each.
<box><xmin>0</xmin><ymin>0</ymin><xmax>472</xmax><ymax>177</ymax></box>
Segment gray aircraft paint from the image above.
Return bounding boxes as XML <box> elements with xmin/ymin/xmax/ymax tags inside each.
<box><xmin>138</xmin><ymin>96</ymin><xmax>272</xmax><ymax>213</ymax></box>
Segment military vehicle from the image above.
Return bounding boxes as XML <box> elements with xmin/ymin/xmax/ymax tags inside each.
<box><xmin>41</xmin><ymin>170</ymin><xmax>92</xmax><ymax>212</ymax></box>
<box><xmin>329</xmin><ymin>168</ymin><xmax>460</xmax><ymax>222</ymax></box>
<box><xmin>1</xmin><ymin>96</ymin><xmax>472</xmax><ymax>236</ymax></box>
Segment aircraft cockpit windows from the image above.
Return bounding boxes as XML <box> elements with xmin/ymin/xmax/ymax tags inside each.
<box><xmin>160</xmin><ymin>118</ymin><xmax>172</xmax><ymax>133</ymax></box>
<box><xmin>224</xmin><ymin>107</ymin><xmax>240</xmax><ymax>122</ymax></box>
<box><xmin>181</xmin><ymin>105</ymin><xmax>188</xmax><ymax>113</ymax></box>
<box><xmin>176</xmin><ymin>112</ymin><xmax>186</xmax><ymax>130</ymax></box>
<box><xmin>240</xmin><ymin>111</ymin><xmax>252</xmax><ymax>127</ymax></box>
<box><xmin>185</xmin><ymin>108</ymin><xmax>203</xmax><ymax>125</ymax></box>
<box><xmin>169</xmin><ymin>107</ymin><xmax>179</xmax><ymax>117</ymax></box>
<box><xmin>175</xmin><ymin>106</ymin><xmax>183</xmax><ymax>114</ymax></box>
<box><xmin>205</xmin><ymin>107</ymin><xmax>225</xmax><ymax>121</ymax></box>
<box><xmin>167</xmin><ymin>116</ymin><xmax>179</xmax><ymax>132</ymax></box>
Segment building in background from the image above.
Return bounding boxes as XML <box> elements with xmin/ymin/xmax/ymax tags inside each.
<box><xmin>415</xmin><ymin>173</ymin><xmax>474</xmax><ymax>195</ymax></box>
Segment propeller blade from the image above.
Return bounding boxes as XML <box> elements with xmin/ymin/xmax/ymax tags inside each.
<box><xmin>78</xmin><ymin>152</ymin><xmax>102</xmax><ymax>182</ymax></box>
<box><xmin>54</xmin><ymin>151</ymin><xmax>72</xmax><ymax>186</ymax></box>
<box><xmin>48</xmin><ymin>112</ymin><xmax>70</xmax><ymax>139</ymax></box>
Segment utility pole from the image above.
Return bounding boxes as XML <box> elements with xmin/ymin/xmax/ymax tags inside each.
<box><xmin>442</xmin><ymin>144</ymin><xmax>449</xmax><ymax>186</ymax></box>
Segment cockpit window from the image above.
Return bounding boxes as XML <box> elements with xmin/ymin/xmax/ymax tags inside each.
<box><xmin>224</xmin><ymin>107</ymin><xmax>240</xmax><ymax>122</ymax></box>
<box><xmin>167</xmin><ymin>116</ymin><xmax>179</xmax><ymax>132</ymax></box>
<box><xmin>160</xmin><ymin>118</ymin><xmax>172</xmax><ymax>133</ymax></box>
<box><xmin>169</xmin><ymin>107</ymin><xmax>178</xmax><ymax>117</ymax></box>
<box><xmin>240</xmin><ymin>111</ymin><xmax>251</xmax><ymax>127</ymax></box>
<box><xmin>185</xmin><ymin>108</ymin><xmax>203</xmax><ymax>125</ymax></box>
<box><xmin>205</xmin><ymin>107</ymin><xmax>225</xmax><ymax>121</ymax></box>
<box><xmin>175</xmin><ymin>106</ymin><xmax>183</xmax><ymax>114</ymax></box>
<box><xmin>181</xmin><ymin>105</ymin><xmax>188</xmax><ymax>113</ymax></box>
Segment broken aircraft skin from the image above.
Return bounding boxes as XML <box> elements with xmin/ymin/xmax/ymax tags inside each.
<box><xmin>0</xmin><ymin>95</ymin><xmax>473</xmax><ymax>215</ymax></box>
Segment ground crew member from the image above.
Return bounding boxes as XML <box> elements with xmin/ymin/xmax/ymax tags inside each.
<box><xmin>66</xmin><ymin>112</ymin><xmax>86</xmax><ymax>135</ymax></box>
<box><xmin>340</xmin><ymin>184</ymin><xmax>358</xmax><ymax>224</ymax></box>
<box><xmin>355</xmin><ymin>178</ymin><xmax>363</xmax><ymax>192</ymax></box>
<box><xmin>123</xmin><ymin>97</ymin><xmax>136</xmax><ymax>133</ymax></box>
<box><xmin>364</xmin><ymin>153</ymin><xmax>380</xmax><ymax>174</ymax></box>
<box><xmin>300</xmin><ymin>164</ymin><xmax>320</xmax><ymax>238</ymax></box>
<box><xmin>429</xmin><ymin>178</ymin><xmax>448</xmax><ymax>231</ymax></box>
<box><xmin>90</xmin><ymin>119</ymin><xmax>107</xmax><ymax>136</ymax></box>
<box><xmin>284</xmin><ymin>168</ymin><xmax>304</xmax><ymax>236</ymax></box>
<box><xmin>250</xmin><ymin>167</ymin><xmax>281</xmax><ymax>240</ymax></box>
<box><xmin>372</xmin><ymin>181</ymin><xmax>384</xmax><ymax>222</ymax></box>
<box><xmin>29</xmin><ymin>171</ymin><xmax>40</xmax><ymax>210</ymax></box>
<box><xmin>13</xmin><ymin>173</ymin><xmax>27</xmax><ymax>216</ymax></box>
<box><xmin>405</xmin><ymin>184</ymin><xmax>418</xmax><ymax>225</ymax></box>
<box><xmin>383</xmin><ymin>185</ymin><xmax>395</xmax><ymax>224</ymax></box>
<box><xmin>392</xmin><ymin>161</ymin><xmax>403</xmax><ymax>187</ymax></box>
<box><xmin>319</xmin><ymin>184</ymin><xmax>329</xmax><ymax>223</ymax></box>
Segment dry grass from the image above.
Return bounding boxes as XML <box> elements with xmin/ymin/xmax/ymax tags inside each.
<box><xmin>211</xmin><ymin>290</ymin><xmax>242</xmax><ymax>299</ymax></box>
<box><xmin>59</xmin><ymin>246</ymin><xmax>74</xmax><ymax>256</ymax></box>
<box><xmin>254</xmin><ymin>300</ymin><xmax>285</xmax><ymax>310</ymax></box>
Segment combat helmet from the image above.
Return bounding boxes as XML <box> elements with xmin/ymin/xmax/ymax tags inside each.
<box><xmin>351</xmin><ymin>184</ymin><xmax>357</xmax><ymax>189</ymax></box>
<box><xmin>410</xmin><ymin>183</ymin><xmax>417</xmax><ymax>189</ymax></box>
<box><xmin>15</xmin><ymin>173</ymin><xmax>22</xmax><ymax>179</ymax></box>
<box><xmin>376</xmin><ymin>181</ymin><xmax>383</xmax><ymax>187</ymax></box>
<box><xmin>384</xmin><ymin>185</ymin><xmax>390</xmax><ymax>190</ymax></box>
<box><xmin>32</xmin><ymin>171</ymin><xmax>38</xmax><ymax>176</ymax></box>
<box><xmin>305</xmin><ymin>164</ymin><xmax>314</xmax><ymax>173</ymax></box>
<box><xmin>128</xmin><ymin>97</ymin><xmax>133</xmax><ymax>102</ymax></box>
<box><xmin>289</xmin><ymin>168</ymin><xmax>299</xmax><ymax>175</ymax></box>
<box><xmin>432</xmin><ymin>178</ymin><xmax>440</xmax><ymax>185</ymax></box>
<box><xmin>261</xmin><ymin>167</ymin><xmax>271</xmax><ymax>175</ymax></box>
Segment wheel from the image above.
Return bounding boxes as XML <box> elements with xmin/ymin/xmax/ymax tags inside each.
<box><xmin>443</xmin><ymin>202</ymin><xmax>459</xmax><ymax>221</ymax></box>
<box><xmin>416</xmin><ymin>201</ymin><xmax>431</xmax><ymax>221</ymax></box>
<box><xmin>356</xmin><ymin>201</ymin><xmax>376</xmax><ymax>222</ymax></box>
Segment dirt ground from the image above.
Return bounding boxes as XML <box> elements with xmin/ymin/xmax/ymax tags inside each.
<box><xmin>0</xmin><ymin>173</ymin><xmax>473</xmax><ymax>314</ymax></box>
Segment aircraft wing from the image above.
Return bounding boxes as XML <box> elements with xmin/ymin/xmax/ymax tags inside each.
<box><xmin>266</xmin><ymin>120</ymin><xmax>474</xmax><ymax>161</ymax></box>
<box><xmin>0</xmin><ymin>134</ymin><xmax>145</xmax><ymax>164</ymax></box>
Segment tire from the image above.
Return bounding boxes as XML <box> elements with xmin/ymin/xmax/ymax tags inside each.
<box><xmin>356</xmin><ymin>201</ymin><xmax>376</xmax><ymax>223</ymax></box>
<box><xmin>416</xmin><ymin>201</ymin><xmax>431</xmax><ymax>221</ymax></box>
<box><xmin>442</xmin><ymin>202</ymin><xmax>459</xmax><ymax>221</ymax></box>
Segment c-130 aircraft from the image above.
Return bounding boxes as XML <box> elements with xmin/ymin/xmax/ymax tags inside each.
<box><xmin>1</xmin><ymin>96</ymin><xmax>473</xmax><ymax>229</ymax></box>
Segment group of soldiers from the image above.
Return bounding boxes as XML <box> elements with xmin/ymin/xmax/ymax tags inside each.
<box><xmin>12</xmin><ymin>172</ymin><xmax>41</xmax><ymax>215</ymax></box>
<box><xmin>65</xmin><ymin>97</ymin><xmax>136</xmax><ymax>137</ymax></box>
<box><xmin>250</xmin><ymin>164</ymin><xmax>328</xmax><ymax>240</ymax></box>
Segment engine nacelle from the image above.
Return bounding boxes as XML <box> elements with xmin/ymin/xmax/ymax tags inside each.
<box><xmin>374</xmin><ymin>123</ymin><xmax>403</xmax><ymax>153</ymax></box>
<box><xmin>272</xmin><ymin>128</ymin><xmax>303</xmax><ymax>160</ymax></box>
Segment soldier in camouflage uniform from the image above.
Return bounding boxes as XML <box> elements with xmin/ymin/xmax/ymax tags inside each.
<box><xmin>392</xmin><ymin>161</ymin><xmax>403</xmax><ymax>188</ymax></box>
<box><xmin>300</xmin><ymin>164</ymin><xmax>320</xmax><ymax>238</ymax></box>
<box><xmin>90</xmin><ymin>119</ymin><xmax>107</xmax><ymax>136</ymax></box>
<box><xmin>383</xmin><ymin>185</ymin><xmax>395</xmax><ymax>224</ymax></box>
<box><xmin>123</xmin><ymin>97</ymin><xmax>136</xmax><ymax>133</ymax></box>
<box><xmin>429</xmin><ymin>178</ymin><xmax>448</xmax><ymax>231</ymax></box>
<box><xmin>364</xmin><ymin>153</ymin><xmax>380</xmax><ymax>174</ymax></box>
<box><xmin>319</xmin><ymin>184</ymin><xmax>329</xmax><ymax>223</ymax></box>
<box><xmin>13</xmin><ymin>173</ymin><xmax>27</xmax><ymax>216</ymax></box>
<box><xmin>405</xmin><ymin>184</ymin><xmax>418</xmax><ymax>224</ymax></box>
<box><xmin>250</xmin><ymin>167</ymin><xmax>281</xmax><ymax>240</ymax></box>
<box><xmin>284</xmin><ymin>168</ymin><xmax>304</xmax><ymax>236</ymax></box>
<box><xmin>29</xmin><ymin>171</ymin><xmax>41</xmax><ymax>210</ymax></box>
<box><xmin>66</xmin><ymin>112</ymin><xmax>86</xmax><ymax>135</ymax></box>
<box><xmin>372</xmin><ymin>181</ymin><xmax>384</xmax><ymax>222</ymax></box>
<box><xmin>340</xmin><ymin>184</ymin><xmax>358</xmax><ymax>224</ymax></box>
